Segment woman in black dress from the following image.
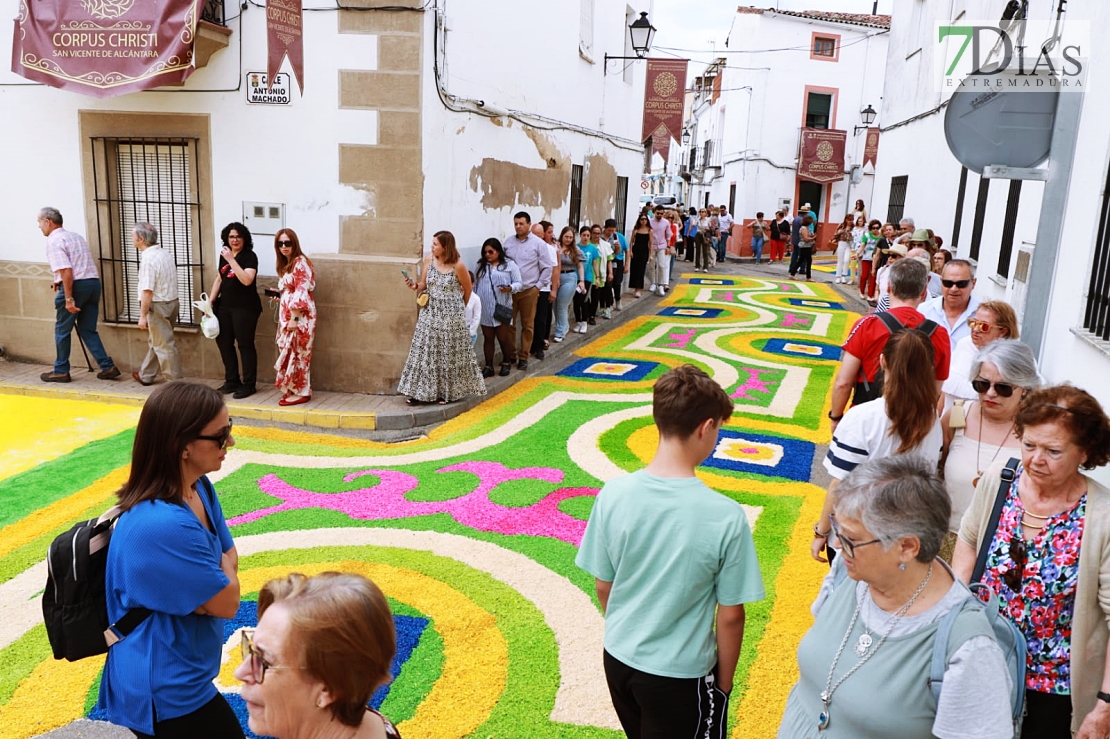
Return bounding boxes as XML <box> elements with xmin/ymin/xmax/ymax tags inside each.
<box><xmin>209</xmin><ymin>222</ymin><xmax>262</xmax><ymax>399</ymax></box>
<box><xmin>628</xmin><ymin>215</ymin><xmax>651</xmax><ymax>298</ymax></box>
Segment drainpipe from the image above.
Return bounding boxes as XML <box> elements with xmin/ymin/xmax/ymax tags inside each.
<box><xmin>1022</xmin><ymin>90</ymin><xmax>1084</xmax><ymax>360</ymax></box>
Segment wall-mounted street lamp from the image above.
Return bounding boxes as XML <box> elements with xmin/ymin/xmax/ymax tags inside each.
<box><xmin>682</xmin><ymin>128</ymin><xmax>691</xmax><ymax>146</ymax></box>
<box><xmin>604</xmin><ymin>12</ymin><xmax>657</xmax><ymax>70</ymax></box>
<box><xmin>854</xmin><ymin>104</ymin><xmax>877</xmax><ymax>135</ymax></box>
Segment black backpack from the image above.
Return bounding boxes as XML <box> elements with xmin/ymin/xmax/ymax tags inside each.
<box><xmin>42</xmin><ymin>504</ymin><xmax>151</xmax><ymax>661</ymax></box>
<box><xmin>852</xmin><ymin>311</ymin><xmax>939</xmax><ymax>405</ymax></box>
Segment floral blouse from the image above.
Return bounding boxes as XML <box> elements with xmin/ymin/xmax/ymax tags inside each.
<box><xmin>982</xmin><ymin>466</ymin><xmax>1086</xmax><ymax>694</ymax></box>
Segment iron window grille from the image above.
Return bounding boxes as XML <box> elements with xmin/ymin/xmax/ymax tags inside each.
<box><xmin>1083</xmin><ymin>155</ymin><xmax>1110</xmax><ymax>340</ymax></box>
<box><xmin>969</xmin><ymin>176</ymin><xmax>991</xmax><ymax>262</ymax></box>
<box><xmin>886</xmin><ymin>175</ymin><xmax>908</xmax><ymax>226</ymax></box>
<box><xmin>90</xmin><ymin>137</ymin><xmax>204</xmax><ymax>326</ymax></box>
<box><xmin>614</xmin><ymin>176</ymin><xmax>629</xmax><ymax>233</ymax></box>
<box><xmin>997</xmin><ymin>179</ymin><xmax>1023</xmax><ymax>278</ymax></box>
<box><xmin>951</xmin><ymin>166</ymin><xmax>969</xmax><ymax>249</ymax></box>
<box><xmin>201</xmin><ymin>0</ymin><xmax>226</xmax><ymax>26</ymax></box>
<box><xmin>569</xmin><ymin>164</ymin><xmax>584</xmax><ymax>231</ymax></box>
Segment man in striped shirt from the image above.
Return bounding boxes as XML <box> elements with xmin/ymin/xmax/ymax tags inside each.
<box><xmin>38</xmin><ymin>207</ymin><xmax>120</xmax><ymax>383</ymax></box>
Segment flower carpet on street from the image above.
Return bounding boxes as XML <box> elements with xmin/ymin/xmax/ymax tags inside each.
<box><xmin>0</xmin><ymin>275</ymin><xmax>857</xmax><ymax>739</ymax></box>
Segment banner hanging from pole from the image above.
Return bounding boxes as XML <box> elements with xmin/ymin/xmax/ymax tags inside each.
<box><xmin>863</xmin><ymin>127</ymin><xmax>880</xmax><ymax>167</ymax></box>
<box><xmin>798</xmin><ymin>129</ymin><xmax>847</xmax><ymax>184</ymax></box>
<box><xmin>267</xmin><ymin>0</ymin><xmax>303</xmax><ymax>94</ymax></box>
<box><xmin>642</xmin><ymin>58</ymin><xmax>688</xmax><ymax>154</ymax></box>
<box><xmin>11</xmin><ymin>0</ymin><xmax>198</xmax><ymax>97</ymax></box>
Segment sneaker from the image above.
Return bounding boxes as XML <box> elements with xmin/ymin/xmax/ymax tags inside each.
<box><xmin>97</xmin><ymin>366</ymin><xmax>121</xmax><ymax>380</ymax></box>
<box><xmin>482</xmin><ymin>365</ymin><xmax>495</xmax><ymax>378</ymax></box>
<box><xmin>648</xmin><ymin>283</ymin><xmax>656</xmax><ymax>292</ymax></box>
<box><xmin>657</xmin><ymin>286</ymin><xmax>666</xmax><ymax>296</ymax></box>
<box><xmin>217</xmin><ymin>382</ymin><xmax>241</xmax><ymax>394</ymax></box>
<box><xmin>553</xmin><ymin>335</ymin><xmax>564</xmax><ymax>343</ymax></box>
<box><xmin>614</xmin><ymin>302</ymin><xmax>623</xmax><ymax>311</ymax></box>
<box><xmin>233</xmin><ymin>386</ymin><xmax>256</xmax><ymax>399</ymax></box>
<box><xmin>40</xmin><ymin>371</ymin><xmax>72</xmax><ymax>383</ymax></box>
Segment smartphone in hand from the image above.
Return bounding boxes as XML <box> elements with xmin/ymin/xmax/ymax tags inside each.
<box><xmin>264</xmin><ymin>288</ymin><xmax>280</xmax><ymax>298</ymax></box>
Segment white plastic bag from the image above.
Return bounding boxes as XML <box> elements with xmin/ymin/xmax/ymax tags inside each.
<box><xmin>192</xmin><ymin>293</ymin><xmax>220</xmax><ymax>339</ymax></box>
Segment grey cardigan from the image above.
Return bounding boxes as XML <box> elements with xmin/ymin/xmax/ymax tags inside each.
<box><xmin>959</xmin><ymin>460</ymin><xmax>1110</xmax><ymax>735</ymax></box>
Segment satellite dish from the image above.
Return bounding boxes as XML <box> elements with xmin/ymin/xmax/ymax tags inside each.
<box><xmin>944</xmin><ymin>72</ymin><xmax>1057</xmax><ymax>175</ymax></box>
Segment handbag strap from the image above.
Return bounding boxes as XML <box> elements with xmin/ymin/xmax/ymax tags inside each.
<box><xmin>971</xmin><ymin>458</ymin><xmax>1020</xmax><ymax>583</ymax></box>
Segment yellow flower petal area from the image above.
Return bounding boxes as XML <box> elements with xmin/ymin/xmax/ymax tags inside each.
<box><xmin>0</xmin><ymin>467</ymin><xmax>127</xmax><ymax>559</ymax></box>
<box><xmin>0</xmin><ymin>395</ymin><xmax>138</xmax><ymax>480</ymax></box>
<box><xmin>731</xmin><ymin>479</ymin><xmax>828</xmax><ymax>738</ymax></box>
<box><xmin>233</xmin><ymin>560</ymin><xmax>507</xmax><ymax>739</ymax></box>
<box><xmin>0</xmin><ymin>651</ymin><xmax>104</xmax><ymax>739</ymax></box>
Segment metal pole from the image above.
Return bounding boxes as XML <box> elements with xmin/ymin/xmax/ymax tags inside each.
<box><xmin>1021</xmin><ymin>90</ymin><xmax>1084</xmax><ymax>359</ymax></box>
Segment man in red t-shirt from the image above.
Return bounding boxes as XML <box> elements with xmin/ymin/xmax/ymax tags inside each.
<box><xmin>828</xmin><ymin>259</ymin><xmax>950</xmax><ymax>430</ymax></box>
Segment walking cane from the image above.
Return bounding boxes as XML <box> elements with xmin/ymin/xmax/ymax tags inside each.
<box><xmin>74</xmin><ymin>331</ymin><xmax>95</xmax><ymax>372</ymax></box>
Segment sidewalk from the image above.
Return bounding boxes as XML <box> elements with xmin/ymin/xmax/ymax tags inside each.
<box><xmin>0</xmin><ymin>276</ymin><xmax>692</xmax><ymax>432</ymax></box>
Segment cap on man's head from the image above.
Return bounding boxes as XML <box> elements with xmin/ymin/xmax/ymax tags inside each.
<box><xmin>801</xmin><ymin>203</ymin><xmax>812</xmax><ymax>210</ymax></box>
<box><xmin>910</xmin><ymin>228</ymin><xmax>934</xmax><ymax>246</ymax></box>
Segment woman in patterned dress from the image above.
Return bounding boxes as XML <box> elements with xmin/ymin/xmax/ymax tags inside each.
<box><xmin>398</xmin><ymin>231</ymin><xmax>486</xmax><ymax>404</ymax></box>
<box><xmin>235</xmin><ymin>572</ymin><xmax>403</xmax><ymax>739</ymax></box>
<box><xmin>954</xmin><ymin>385</ymin><xmax>1110</xmax><ymax>739</ymax></box>
<box><xmin>272</xmin><ymin>229</ymin><xmax>316</xmax><ymax>406</ymax></box>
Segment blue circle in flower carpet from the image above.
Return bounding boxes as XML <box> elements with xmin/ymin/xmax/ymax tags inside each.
<box><xmin>761</xmin><ymin>338</ymin><xmax>842</xmax><ymax>362</ymax></box>
<box><xmin>558</xmin><ymin>358</ymin><xmax>659</xmax><ymax>382</ymax></box>
<box><xmin>702</xmin><ymin>430</ymin><xmax>815</xmax><ymax>482</ymax></box>
<box><xmin>659</xmin><ymin>306</ymin><xmax>725</xmax><ymax>318</ymax></box>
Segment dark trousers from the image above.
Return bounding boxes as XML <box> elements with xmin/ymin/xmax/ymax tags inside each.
<box><xmin>573</xmin><ymin>285</ymin><xmax>594</xmax><ymax>322</ymax></box>
<box><xmin>53</xmin><ymin>278</ymin><xmax>115</xmax><ymax>373</ymax></box>
<box><xmin>531</xmin><ymin>289</ymin><xmax>552</xmax><ymax>355</ymax></box>
<box><xmin>611</xmin><ymin>261</ymin><xmax>625</xmax><ymax>304</ymax></box>
<box><xmin>1021</xmin><ymin>690</ymin><xmax>1071</xmax><ymax>739</ymax></box>
<box><xmin>132</xmin><ymin>693</ymin><xmax>244</xmax><ymax>739</ymax></box>
<box><xmin>795</xmin><ymin>246</ymin><xmax>813</xmax><ymax>279</ymax></box>
<box><xmin>603</xmin><ymin>651</ymin><xmax>729</xmax><ymax>739</ymax></box>
<box><xmin>481</xmin><ymin>323</ymin><xmax>513</xmax><ymax>367</ymax></box>
<box><xmin>214</xmin><ymin>305</ymin><xmax>261</xmax><ymax>388</ymax></box>
<box><xmin>629</xmin><ymin>242</ymin><xmax>649</xmax><ymax>289</ymax></box>
<box><xmin>788</xmin><ymin>242</ymin><xmax>801</xmax><ymax>274</ymax></box>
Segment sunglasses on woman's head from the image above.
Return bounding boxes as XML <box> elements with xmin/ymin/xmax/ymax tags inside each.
<box><xmin>971</xmin><ymin>378</ymin><xmax>1016</xmax><ymax>397</ymax></box>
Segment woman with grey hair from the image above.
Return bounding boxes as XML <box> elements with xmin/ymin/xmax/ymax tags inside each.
<box><xmin>940</xmin><ymin>339</ymin><xmax>1040</xmax><ymax>539</ymax></box>
<box><xmin>779</xmin><ymin>455</ymin><xmax>1013</xmax><ymax>739</ymax></box>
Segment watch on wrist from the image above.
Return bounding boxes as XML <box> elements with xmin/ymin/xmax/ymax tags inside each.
<box><xmin>827</xmin><ymin>411</ymin><xmax>843</xmax><ymax>421</ymax></box>
<box><xmin>1098</xmin><ymin>691</ymin><xmax>1110</xmax><ymax>704</ymax></box>
<box><xmin>65</xmin><ymin>296</ymin><xmax>75</xmax><ymax>303</ymax></box>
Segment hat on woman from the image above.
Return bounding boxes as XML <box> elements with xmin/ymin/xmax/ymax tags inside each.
<box><xmin>910</xmin><ymin>229</ymin><xmax>935</xmax><ymax>247</ymax></box>
<box><xmin>886</xmin><ymin>244</ymin><xmax>909</xmax><ymax>257</ymax></box>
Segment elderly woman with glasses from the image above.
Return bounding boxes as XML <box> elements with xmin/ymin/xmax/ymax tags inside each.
<box><xmin>940</xmin><ymin>340</ymin><xmax>1039</xmax><ymax>552</ymax></box>
<box><xmin>235</xmin><ymin>572</ymin><xmax>401</xmax><ymax>739</ymax></box>
<box><xmin>779</xmin><ymin>455</ymin><xmax>1014</xmax><ymax>739</ymax></box>
<box><xmin>954</xmin><ymin>385</ymin><xmax>1110</xmax><ymax>739</ymax></box>
<box><xmin>96</xmin><ymin>382</ymin><xmax>242</xmax><ymax>739</ymax></box>
<box><xmin>942</xmin><ymin>300</ymin><xmax>1020</xmax><ymax>411</ymax></box>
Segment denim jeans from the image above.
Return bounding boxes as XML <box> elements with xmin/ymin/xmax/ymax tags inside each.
<box><xmin>717</xmin><ymin>233</ymin><xmax>729</xmax><ymax>261</ymax></box>
<box><xmin>751</xmin><ymin>236</ymin><xmax>764</xmax><ymax>263</ymax></box>
<box><xmin>54</xmin><ymin>278</ymin><xmax>114</xmax><ymax>373</ymax></box>
<box><xmin>554</xmin><ymin>275</ymin><xmax>577</xmax><ymax>337</ymax></box>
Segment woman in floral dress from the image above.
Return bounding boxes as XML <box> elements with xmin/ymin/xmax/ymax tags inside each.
<box><xmin>399</xmin><ymin>231</ymin><xmax>486</xmax><ymax>404</ymax></box>
<box><xmin>954</xmin><ymin>385</ymin><xmax>1110</xmax><ymax>739</ymax></box>
<box><xmin>272</xmin><ymin>229</ymin><xmax>316</xmax><ymax>406</ymax></box>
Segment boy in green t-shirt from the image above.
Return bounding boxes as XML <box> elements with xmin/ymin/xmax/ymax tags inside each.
<box><xmin>576</xmin><ymin>365</ymin><xmax>766</xmax><ymax>737</ymax></box>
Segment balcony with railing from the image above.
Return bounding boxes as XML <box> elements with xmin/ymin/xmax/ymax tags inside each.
<box><xmin>196</xmin><ymin>0</ymin><xmax>232</xmax><ymax>68</ymax></box>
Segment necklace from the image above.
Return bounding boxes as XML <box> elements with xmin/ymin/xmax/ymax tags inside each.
<box><xmin>973</xmin><ymin>404</ymin><xmax>1016</xmax><ymax>487</ymax></box>
<box><xmin>818</xmin><ymin>562</ymin><xmax>933</xmax><ymax>731</ymax></box>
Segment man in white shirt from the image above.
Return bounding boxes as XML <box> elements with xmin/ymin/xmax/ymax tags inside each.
<box><xmin>919</xmin><ymin>259</ymin><xmax>979</xmax><ymax>346</ymax></box>
<box><xmin>717</xmin><ymin>205</ymin><xmax>734</xmax><ymax>263</ymax></box>
<box><xmin>504</xmin><ymin>211</ymin><xmax>557</xmax><ymax>370</ymax></box>
<box><xmin>132</xmin><ymin>222</ymin><xmax>183</xmax><ymax>385</ymax></box>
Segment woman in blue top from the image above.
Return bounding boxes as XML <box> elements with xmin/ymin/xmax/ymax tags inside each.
<box><xmin>98</xmin><ymin>382</ymin><xmax>242</xmax><ymax>738</ymax></box>
<box><xmin>573</xmin><ymin>226</ymin><xmax>601</xmax><ymax>334</ymax></box>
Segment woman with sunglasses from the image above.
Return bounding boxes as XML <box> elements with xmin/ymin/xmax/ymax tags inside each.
<box><xmin>942</xmin><ymin>300</ymin><xmax>1020</xmax><ymax>411</ymax></box>
<box><xmin>473</xmin><ymin>237</ymin><xmax>521</xmax><ymax>378</ymax></box>
<box><xmin>955</xmin><ymin>386</ymin><xmax>1110</xmax><ymax>739</ymax></box>
<box><xmin>780</xmin><ymin>455</ymin><xmax>1014</xmax><ymax>739</ymax></box>
<box><xmin>940</xmin><ymin>340</ymin><xmax>1038</xmax><ymax>556</ymax></box>
<box><xmin>271</xmin><ymin>229</ymin><xmax>316</xmax><ymax>406</ymax></box>
<box><xmin>96</xmin><ymin>382</ymin><xmax>243</xmax><ymax>738</ymax></box>
<box><xmin>210</xmin><ymin>222</ymin><xmax>262</xmax><ymax>399</ymax></box>
<box><xmin>855</xmin><ymin>220</ymin><xmax>884</xmax><ymax>300</ymax></box>
<box><xmin>235</xmin><ymin>572</ymin><xmax>400</xmax><ymax>739</ymax></box>
<box><xmin>628</xmin><ymin>215</ymin><xmax>652</xmax><ymax>298</ymax></box>
<box><xmin>814</xmin><ymin>329</ymin><xmax>943</xmax><ymax>564</ymax></box>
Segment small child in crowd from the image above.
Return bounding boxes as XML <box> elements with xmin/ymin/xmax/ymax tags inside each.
<box><xmin>465</xmin><ymin>270</ymin><xmax>481</xmax><ymax>346</ymax></box>
<box><xmin>576</xmin><ymin>364</ymin><xmax>765</xmax><ymax>737</ymax></box>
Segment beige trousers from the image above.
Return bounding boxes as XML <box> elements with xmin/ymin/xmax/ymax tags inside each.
<box><xmin>139</xmin><ymin>299</ymin><xmax>183</xmax><ymax>382</ymax></box>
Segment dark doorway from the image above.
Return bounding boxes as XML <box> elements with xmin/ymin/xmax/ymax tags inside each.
<box><xmin>798</xmin><ymin>181</ymin><xmax>823</xmax><ymax>223</ymax></box>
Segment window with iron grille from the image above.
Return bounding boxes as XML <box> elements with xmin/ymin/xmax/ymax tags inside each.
<box><xmin>813</xmin><ymin>37</ymin><xmax>836</xmax><ymax>57</ymax></box>
<box><xmin>886</xmin><ymin>175</ymin><xmax>908</xmax><ymax>225</ymax></box>
<box><xmin>951</xmin><ymin>166</ymin><xmax>968</xmax><ymax>249</ymax></box>
<box><xmin>997</xmin><ymin>180</ymin><xmax>1022</xmax><ymax>278</ymax></box>
<box><xmin>90</xmin><ymin>137</ymin><xmax>204</xmax><ymax>325</ymax></box>
<box><xmin>729</xmin><ymin>183</ymin><xmax>737</xmax><ymax>216</ymax></box>
<box><xmin>1083</xmin><ymin>156</ymin><xmax>1110</xmax><ymax>340</ymax></box>
<box><xmin>568</xmin><ymin>164</ymin><xmax>584</xmax><ymax>230</ymax></box>
<box><xmin>614</xmin><ymin>176</ymin><xmax>629</xmax><ymax>233</ymax></box>
<box><xmin>969</xmin><ymin>176</ymin><xmax>991</xmax><ymax>262</ymax></box>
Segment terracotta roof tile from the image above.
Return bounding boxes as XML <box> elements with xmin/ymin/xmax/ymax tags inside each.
<box><xmin>740</xmin><ymin>7</ymin><xmax>891</xmax><ymax>29</ymax></box>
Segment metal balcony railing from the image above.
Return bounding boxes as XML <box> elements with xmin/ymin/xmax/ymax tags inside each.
<box><xmin>201</xmin><ymin>0</ymin><xmax>226</xmax><ymax>26</ymax></box>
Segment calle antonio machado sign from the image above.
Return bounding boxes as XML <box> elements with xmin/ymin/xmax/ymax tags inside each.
<box><xmin>11</xmin><ymin>0</ymin><xmax>199</xmax><ymax>97</ymax></box>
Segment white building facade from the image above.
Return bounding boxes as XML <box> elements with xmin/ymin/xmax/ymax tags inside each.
<box><xmin>679</xmin><ymin>9</ymin><xmax>888</xmax><ymax>252</ymax></box>
<box><xmin>0</xmin><ymin>0</ymin><xmax>649</xmax><ymax>392</ymax></box>
<box><xmin>870</xmin><ymin>0</ymin><xmax>1110</xmax><ymax>485</ymax></box>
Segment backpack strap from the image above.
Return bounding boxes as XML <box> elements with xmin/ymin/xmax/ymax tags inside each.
<box><xmin>917</xmin><ymin>318</ymin><xmax>940</xmax><ymax>338</ymax></box>
<box><xmin>101</xmin><ymin>503</ymin><xmax>153</xmax><ymax>646</ymax></box>
<box><xmin>950</xmin><ymin>399</ymin><xmax>967</xmax><ymax>430</ymax></box>
<box><xmin>928</xmin><ymin>591</ymin><xmax>967</xmax><ymax>708</ymax></box>
<box><xmin>971</xmin><ymin>458</ymin><xmax>1021</xmax><ymax>584</ymax></box>
<box><xmin>875</xmin><ymin>310</ymin><xmax>906</xmax><ymax>334</ymax></box>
